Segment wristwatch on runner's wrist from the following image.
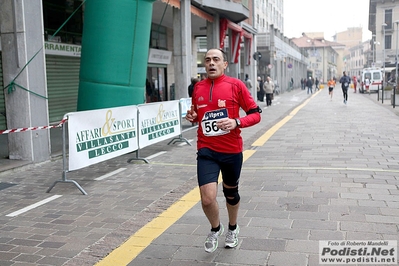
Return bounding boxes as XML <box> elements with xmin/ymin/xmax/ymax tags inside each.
<box><xmin>235</xmin><ymin>118</ymin><xmax>241</xmax><ymax>128</ymax></box>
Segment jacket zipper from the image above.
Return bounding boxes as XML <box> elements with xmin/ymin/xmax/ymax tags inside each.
<box><xmin>209</xmin><ymin>80</ymin><xmax>214</xmax><ymax>102</ymax></box>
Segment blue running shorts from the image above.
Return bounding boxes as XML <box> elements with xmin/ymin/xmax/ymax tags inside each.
<box><xmin>196</xmin><ymin>147</ymin><xmax>243</xmax><ymax>187</ymax></box>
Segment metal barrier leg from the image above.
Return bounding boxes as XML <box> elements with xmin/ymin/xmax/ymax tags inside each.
<box><xmin>47</xmin><ymin>171</ymin><xmax>88</xmax><ymax>195</ymax></box>
<box><xmin>46</xmin><ymin>121</ymin><xmax>88</xmax><ymax>195</ymax></box>
<box><xmin>167</xmin><ymin>134</ymin><xmax>191</xmax><ymax>146</ymax></box>
<box><xmin>127</xmin><ymin>150</ymin><xmax>149</xmax><ymax>164</ymax></box>
<box><xmin>167</xmin><ymin>101</ymin><xmax>192</xmax><ymax>146</ymax></box>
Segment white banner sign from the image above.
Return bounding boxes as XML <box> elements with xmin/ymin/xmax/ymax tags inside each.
<box><xmin>138</xmin><ymin>101</ymin><xmax>181</xmax><ymax>149</ymax></box>
<box><xmin>68</xmin><ymin>106</ymin><xmax>138</xmax><ymax>171</ymax></box>
<box><xmin>179</xmin><ymin>98</ymin><xmax>192</xmax><ymax>117</ymax></box>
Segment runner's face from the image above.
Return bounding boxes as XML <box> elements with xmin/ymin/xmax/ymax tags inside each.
<box><xmin>204</xmin><ymin>49</ymin><xmax>228</xmax><ymax>79</ymax></box>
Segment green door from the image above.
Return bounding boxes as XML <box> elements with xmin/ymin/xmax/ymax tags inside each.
<box><xmin>46</xmin><ymin>55</ymin><xmax>80</xmax><ymax>123</ymax></box>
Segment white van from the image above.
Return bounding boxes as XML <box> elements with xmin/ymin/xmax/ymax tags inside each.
<box><xmin>360</xmin><ymin>68</ymin><xmax>383</xmax><ymax>93</ymax></box>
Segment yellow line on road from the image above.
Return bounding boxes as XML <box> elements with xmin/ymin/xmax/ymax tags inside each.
<box><xmin>95</xmin><ymin>187</ymin><xmax>200</xmax><ymax>266</ymax></box>
<box><xmin>252</xmin><ymin>92</ymin><xmax>317</xmax><ymax>147</ymax></box>
<box><xmin>251</xmin><ymin>115</ymin><xmax>293</xmax><ymax>146</ymax></box>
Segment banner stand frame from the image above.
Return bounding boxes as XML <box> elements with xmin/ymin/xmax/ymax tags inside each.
<box><xmin>127</xmin><ymin>150</ymin><xmax>149</xmax><ymax>164</ymax></box>
<box><xmin>167</xmin><ymin>101</ymin><xmax>191</xmax><ymax>146</ymax></box>
<box><xmin>127</xmin><ymin>110</ymin><xmax>149</xmax><ymax>164</ymax></box>
<box><xmin>46</xmin><ymin>120</ymin><xmax>88</xmax><ymax>195</ymax></box>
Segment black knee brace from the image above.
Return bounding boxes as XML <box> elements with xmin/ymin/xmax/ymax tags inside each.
<box><xmin>223</xmin><ymin>186</ymin><xmax>240</xmax><ymax>206</ymax></box>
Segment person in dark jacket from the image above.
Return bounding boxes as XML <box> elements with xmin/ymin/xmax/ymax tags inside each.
<box><xmin>339</xmin><ymin>71</ymin><xmax>351</xmax><ymax>104</ymax></box>
<box><xmin>306</xmin><ymin>77</ymin><xmax>313</xmax><ymax>94</ymax></box>
<box><xmin>315</xmin><ymin>78</ymin><xmax>319</xmax><ymax>91</ymax></box>
<box><xmin>188</xmin><ymin>77</ymin><xmax>199</xmax><ymax>97</ymax></box>
<box><xmin>256</xmin><ymin>76</ymin><xmax>264</xmax><ymax>102</ymax></box>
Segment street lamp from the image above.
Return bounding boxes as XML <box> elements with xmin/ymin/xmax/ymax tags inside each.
<box><xmin>382</xmin><ymin>23</ymin><xmax>387</xmax><ymax>104</ymax></box>
<box><xmin>372</xmin><ymin>34</ymin><xmax>376</xmax><ymax>67</ymax></box>
<box><xmin>395</xmin><ymin>20</ymin><xmax>399</xmax><ymax>108</ymax></box>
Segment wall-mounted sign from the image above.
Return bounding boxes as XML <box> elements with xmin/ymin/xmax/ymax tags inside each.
<box><xmin>44</xmin><ymin>41</ymin><xmax>81</xmax><ymax>57</ymax></box>
<box><xmin>148</xmin><ymin>48</ymin><xmax>172</xmax><ymax>65</ymax></box>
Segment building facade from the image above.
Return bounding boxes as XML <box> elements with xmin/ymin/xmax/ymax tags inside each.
<box><xmin>0</xmin><ymin>0</ymin><xmax>313</xmax><ymax>162</ymax></box>
<box><xmin>254</xmin><ymin>0</ymin><xmax>307</xmax><ymax>91</ymax></box>
<box><xmin>347</xmin><ymin>41</ymin><xmax>369</xmax><ymax>79</ymax></box>
<box><xmin>291</xmin><ymin>33</ymin><xmax>340</xmax><ymax>83</ymax></box>
<box><xmin>254</xmin><ymin>0</ymin><xmax>284</xmax><ymax>33</ymax></box>
<box><xmin>369</xmin><ymin>0</ymin><xmax>399</xmax><ymax>75</ymax></box>
<box><xmin>0</xmin><ymin>0</ymin><xmax>263</xmax><ymax>162</ymax></box>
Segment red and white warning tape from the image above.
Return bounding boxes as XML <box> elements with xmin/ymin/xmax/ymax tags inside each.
<box><xmin>0</xmin><ymin>117</ymin><xmax>68</xmax><ymax>135</ymax></box>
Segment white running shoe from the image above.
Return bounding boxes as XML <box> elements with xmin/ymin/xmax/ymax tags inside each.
<box><xmin>204</xmin><ymin>224</ymin><xmax>224</xmax><ymax>253</ymax></box>
<box><xmin>225</xmin><ymin>225</ymin><xmax>240</xmax><ymax>248</ymax></box>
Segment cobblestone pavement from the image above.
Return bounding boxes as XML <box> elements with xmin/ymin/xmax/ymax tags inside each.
<box><xmin>1</xmin><ymin>87</ymin><xmax>399</xmax><ymax>266</ymax></box>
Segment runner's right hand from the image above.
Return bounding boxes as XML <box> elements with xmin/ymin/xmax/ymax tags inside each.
<box><xmin>186</xmin><ymin>105</ymin><xmax>197</xmax><ymax>122</ymax></box>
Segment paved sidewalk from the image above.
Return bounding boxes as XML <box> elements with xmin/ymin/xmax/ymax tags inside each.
<box><xmin>1</xmin><ymin>87</ymin><xmax>399</xmax><ymax>266</ymax></box>
<box><xmin>126</xmin><ymin>89</ymin><xmax>399</xmax><ymax>266</ymax></box>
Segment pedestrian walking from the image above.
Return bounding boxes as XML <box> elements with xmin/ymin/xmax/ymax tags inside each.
<box><xmin>365</xmin><ymin>77</ymin><xmax>370</xmax><ymax>93</ymax></box>
<box><xmin>353</xmin><ymin>76</ymin><xmax>357</xmax><ymax>93</ymax></box>
<box><xmin>306</xmin><ymin>77</ymin><xmax>313</xmax><ymax>94</ymax></box>
<box><xmin>263</xmin><ymin>76</ymin><xmax>274</xmax><ymax>106</ymax></box>
<box><xmin>327</xmin><ymin>77</ymin><xmax>336</xmax><ymax>100</ymax></box>
<box><xmin>340</xmin><ymin>71</ymin><xmax>351</xmax><ymax>104</ymax></box>
<box><xmin>301</xmin><ymin>78</ymin><xmax>305</xmax><ymax>90</ymax></box>
<box><xmin>244</xmin><ymin>74</ymin><xmax>252</xmax><ymax>95</ymax></box>
<box><xmin>185</xmin><ymin>48</ymin><xmax>262</xmax><ymax>253</ymax></box>
<box><xmin>315</xmin><ymin>78</ymin><xmax>320</xmax><ymax>91</ymax></box>
<box><xmin>256</xmin><ymin>76</ymin><xmax>264</xmax><ymax>102</ymax></box>
<box><xmin>188</xmin><ymin>77</ymin><xmax>199</xmax><ymax>97</ymax></box>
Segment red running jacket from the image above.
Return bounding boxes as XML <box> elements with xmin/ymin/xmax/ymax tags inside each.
<box><xmin>191</xmin><ymin>74</ymin><xmax>261</xmax><ymax>153</ymax></box>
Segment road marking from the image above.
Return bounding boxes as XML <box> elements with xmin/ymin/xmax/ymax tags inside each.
<box><xmin>178</xmin><ymin>139</ymin><xmax>194</xmax><ymax>146</ymax></box>
<box><xmin>252</xmin><ymin>94</ymin><xmax>315</xmax><ymax>147</ymax></box>
<box><xmin>242</xmin><ymin>166</ymin><xmax>399</xmax><ymax>173</ymax></box>
<box><xmin>95</xmin><ymin>187</ymin><xmax>201</xmax><ymax>266</ymax></box>
<box><xmin>144</xmin><ymin>163</ymin><xmax>399</xmax><ymax>174</ymax></box>
<box><xmin>251</xmin><ymin>115</ymin><xmax>293</xmax><ymax>146</ymax></box>
<box><xmin>6</xmin><ymin>195</ymin><xmax>62</xmax><ymax>217</ymax></box>
<box><xmin>145</xmin><ymin>151</ymin><xmax>167</xmax><ymax>160</ymax></box>
<box><xmin>95</xmin><ymin>168</ymin><xmax>127</xmax><ymax>181</ymax></box>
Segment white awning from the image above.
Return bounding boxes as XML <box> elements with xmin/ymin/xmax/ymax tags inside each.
<box><xmin>383</xmin><ymin>67</ymin><xmax>395</xmax><ymax>72</ymax></box>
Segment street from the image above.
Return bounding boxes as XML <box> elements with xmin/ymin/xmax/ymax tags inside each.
<box><xmin>1</xmin><ymin>87</ymin><xmax>399</xmax><ymax>266</ymax></box>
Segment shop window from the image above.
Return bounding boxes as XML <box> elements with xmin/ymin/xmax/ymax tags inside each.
<box><xmin>150</xmin><ymin>24</ymin><xmax>167</xmax><ymax>49</ymax></box>
<box><xmin>196</xmin><ymin>37</ymin><xmax>207</xmax><ymax>52</ymax></box>
<box><xmin>43</xmin><ymin>0</ymin><xmax>84</xmax><ymax>44</ymax></box>
<box><xmin>385</xmin><ymin>35</ymin><xmax>392</xmax><ymax>50</ymax></box>
<box><xmin>385</xmin><ymin>9</ymin><xmax>392</xmax><ymax>30</ymax></box>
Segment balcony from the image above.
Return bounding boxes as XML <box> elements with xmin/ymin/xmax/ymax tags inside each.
<box><xmin>192</xmin><ymin>0</ymin><xmax>249</xmax><ymax>23</ymax></box>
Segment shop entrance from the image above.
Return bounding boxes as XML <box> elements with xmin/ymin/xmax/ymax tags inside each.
<box><xmin>146</xmin><ymin>66</ymin><xmax>167</xmax><ymax>103</ymax></box>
